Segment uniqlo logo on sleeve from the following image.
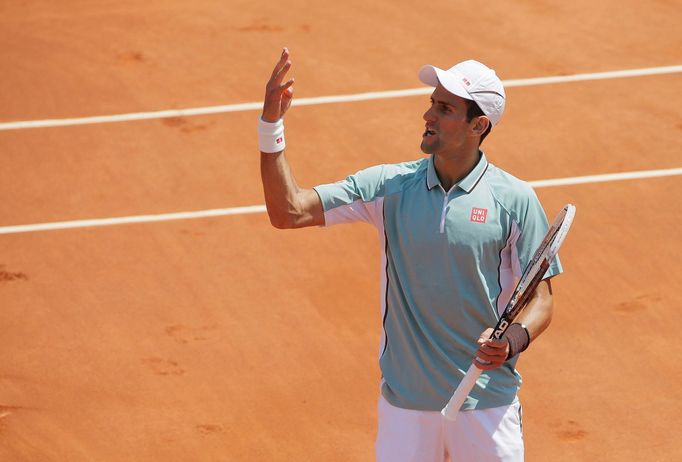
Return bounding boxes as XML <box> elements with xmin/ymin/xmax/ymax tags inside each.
<box><xmin>276</xmin><ymin>137</ymin><xmax>283</xmax><ymax>144</ymax></box>
<box><xmin>470</xmin><ymin>207</ymin><xmax>488</xmax><ymax>223</ymax></box>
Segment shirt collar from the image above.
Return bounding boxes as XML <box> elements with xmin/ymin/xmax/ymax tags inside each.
<box><xmin>426</xmin><ymin>151</ymin><xmax>489</xmax><ymax>193</ymax></box>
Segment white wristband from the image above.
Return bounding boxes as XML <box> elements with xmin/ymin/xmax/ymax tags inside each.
<box><xmin>258</xmin><ymin>117</ymin><xmax>285</xmax><ymax>153</ymax></box>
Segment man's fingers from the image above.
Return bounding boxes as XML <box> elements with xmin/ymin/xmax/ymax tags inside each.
<box><xmin>477</xmin><ymin>328</ymin><xmax>493</xmax><ymax>342</ymax></box>
<box><xmin>273</xmin><ymin>60</ymin><xmax>292</xmax><ymax>85</ymax></box>
<box><xmin>271</xmin><ymin>51</ymin><xmax>291</xmax><ymax>86</ymax></box>
<box><xmin>475</xmin><ymin>347</ymin><xmax>505</xmax><ymax>367</ymax></box>
<box><xmin>282</xmin><ymin>78</ymin><xmax>295</xmax><ymax>93</ymax></box>
<box><xmin>270</xmin><ymin>48</ymin><xmax>290</xmax><ymax>80</ymax></box>
<box><xmin>265</xmin><ymin>78</ymin><xmax>294</xmax><ymax>105</ymax></box>
<box><xmin>267</xmin><ymin>78</ymin><xmax>294</xmax><ymax>101</ymax></box>
<box><xmin>473</xmin><ymin>327</ymin><xmax>508</xmax><ymax>370</ymax></box>
<box><xmin>478</xmin><ymin>344</ymin><xmax>506</xmax><ymax>358</ymax></box>
<box><xmin>280</xmin><ymin>80</ymin><xmax>295</xmax><ymax>115</ymax></box>
<box><xmin>481</xmin><ymin>339</ymin><xmax>507</xmax><ymax>349</ymax></box>
<box><xmin>263</xmin><ymin>49</ymin><xmax>295</xmax><ymax>121</ymax></box>
<box><xmin>474</xmin><ymin>359</ymin><xmax>500</xmax><ymax>371</ymax></box>
<box><xmin>474</xmin><ymin>337</ymin><xmax>510</xmax><ymax>370</ymax></box>
<box><xmin>473</xmin><ymin>357</ymin><xmax>494</xmax><ymax>370</ymax></box>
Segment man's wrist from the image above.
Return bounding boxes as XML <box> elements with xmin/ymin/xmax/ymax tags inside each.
<box><xmin>258</xmin><ymin>116</ymin><xmax>285</xmax><ymax>153</ymax></box>
<box><xmin>505</xmin><ymin>323</ymin><xmax>530</xmax><ymax>359</ymax></box>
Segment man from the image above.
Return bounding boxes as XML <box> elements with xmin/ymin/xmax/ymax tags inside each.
<box><xmin>258</xmin><ymin>48</ymin><xmax>561</xmax><ymax>462</ymax></box>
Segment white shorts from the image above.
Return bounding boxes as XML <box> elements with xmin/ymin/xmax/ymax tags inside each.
<box><xmin>375</xmin><ymin>394</ymin><xmax>524</xmax><ymax>462</ymax></box>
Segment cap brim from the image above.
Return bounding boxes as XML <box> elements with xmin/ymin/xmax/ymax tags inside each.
<box><xmin>418</xmin><ymin>65</ymin><xmax>473</xmax><ymax>101</ymax></box>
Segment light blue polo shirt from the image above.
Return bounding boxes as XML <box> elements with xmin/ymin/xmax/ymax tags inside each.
<box><xmin>313</xmin><ymin>153</ymin><xmax>562</xmax><ymax>411</ymax></box>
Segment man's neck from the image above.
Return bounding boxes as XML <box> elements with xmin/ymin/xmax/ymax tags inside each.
<box><xmin>433</xmin><ymin>147</ymin><xmax>481</xmax><ymax>191</ymax></box>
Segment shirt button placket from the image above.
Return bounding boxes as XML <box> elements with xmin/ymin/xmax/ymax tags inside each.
<box><xmin>439</xmin><ymin>192</ymin><xmax>449</xmax><ymax>234</ymax></box>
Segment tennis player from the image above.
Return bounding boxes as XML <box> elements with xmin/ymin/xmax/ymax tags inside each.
<box><xmin>258</xmin><ymin>48</ymin><xmax>561</xmax><ymax>462</ymax></box>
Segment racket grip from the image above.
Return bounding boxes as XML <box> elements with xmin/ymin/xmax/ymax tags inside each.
<box><xmin>441</xmin><ymin>363</ymin><xmax>482</xmax><ymax>421</ymax></box>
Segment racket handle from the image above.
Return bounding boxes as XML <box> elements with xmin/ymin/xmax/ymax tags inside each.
<box><xmin>441</xmin><ymin>363</ymin><xmax>482</xmax><ymax>421</ymax></box>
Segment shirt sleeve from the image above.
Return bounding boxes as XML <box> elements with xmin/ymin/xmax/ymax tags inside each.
<box><xmin>313</xmin><ymin>164</ymin><xmax>388</xmax><ymax>228</ymax></box>
<box><xmin>514</xmin><ymin>188</ymin><xmax>563</xmax><ymax>280</ymax></box>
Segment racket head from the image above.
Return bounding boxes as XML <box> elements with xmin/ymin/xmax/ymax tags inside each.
<box><xmin>548</xmin><ymin>204</ymin><xmax>576</xmax><ymax>258</ymax></box>
<box><xmin>525</xmin><ymin>204</ymin><xmax>576</xmax><ymax>272</ymax></box>
<box><xmin>519</xmin><ymin>203</ymin><xmax>575</xmax><ymax>289</ymax></box>
<box><xmin>492</xmin><ymin>204</ymin><xmax>576</xmax><ymax>338</ymax></box>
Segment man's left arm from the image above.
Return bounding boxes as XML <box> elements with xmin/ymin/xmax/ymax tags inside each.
<box><xmin>474</xmin><ymin>278</ymin><xmax>554</xmax><ymax>370</ymax></box>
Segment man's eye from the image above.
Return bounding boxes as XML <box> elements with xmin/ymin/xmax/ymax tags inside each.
<box><xmin>439</xmin><ymin>105</ymin><xmax>450</xmax><ymax>112</ymax></box>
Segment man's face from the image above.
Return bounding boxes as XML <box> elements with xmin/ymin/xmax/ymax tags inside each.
<box><xmin>420</xmin><ymin>84</ymin><xmax>477</xmax><ymax>156</ymax></box>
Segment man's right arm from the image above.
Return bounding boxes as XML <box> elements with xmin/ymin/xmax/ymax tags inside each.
<box><xmin>259</xmin><ymin>48</ymin><xmax>324</xmax><ymax>229</ymax></box>
<box><xmin>260</xmin><ymin>152</ymin><xmax>324</xmax><ymax>229</ymax></box>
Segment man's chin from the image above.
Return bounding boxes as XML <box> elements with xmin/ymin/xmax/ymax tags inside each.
<box><xmin>420</xmin><ymin>141</ymin><xmax>436</xmax><ymax>155</ymax></box>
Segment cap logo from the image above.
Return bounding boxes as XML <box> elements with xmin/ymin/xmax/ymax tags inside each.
<box><xmin>462</xmin><ymin>77</ymin><xmax>471</xmax><ymax>86</ymax></box>
<box><xmin>470</xmin><ymin>207</ymin><xmax>488</xmax><ymax>223</ymax></box>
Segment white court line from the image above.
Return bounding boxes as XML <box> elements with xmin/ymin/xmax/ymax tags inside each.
<box><xmin>0</xmin><ymin>205</ymin><xmax>267</xmax><ymax>235</ymax></box>
<box><xmin>1</xmin><ymin>167</ymin><xmax>681</xmax><ymax>235</ymax></box>
<box><xmin>1</xmin><ymin>65</ymin><xmax>681</xmax><ymax>131</ymax></box>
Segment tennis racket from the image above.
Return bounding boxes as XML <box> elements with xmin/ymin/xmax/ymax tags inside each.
<box><xmin>441</xmin><ymin>203</ymin><xmax>576</xmax><ymax>421</ymax></box>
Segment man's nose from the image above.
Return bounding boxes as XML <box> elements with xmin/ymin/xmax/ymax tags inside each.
<box><xmin>423</xmin><ymin>106</ymin><xmax>436</xmax><ymax>122</ymax></box>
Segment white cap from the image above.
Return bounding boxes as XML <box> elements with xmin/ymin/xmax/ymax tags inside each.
<box><xmin>418</xmin><ymin>60</ymin><xmax>506</xmax><ymax>126</ymax></box>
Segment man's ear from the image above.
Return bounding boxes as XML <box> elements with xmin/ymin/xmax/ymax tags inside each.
<box><xmin>471</xmin><ymin>116</ymin><xmax>490</xmax><ymax>136</ymax></box>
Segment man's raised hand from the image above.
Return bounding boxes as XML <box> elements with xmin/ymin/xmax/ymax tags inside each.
<box><xmin>262</xmin><ymin>48</ymin><xmax>295</xmax><ymax>123</ymax></box>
